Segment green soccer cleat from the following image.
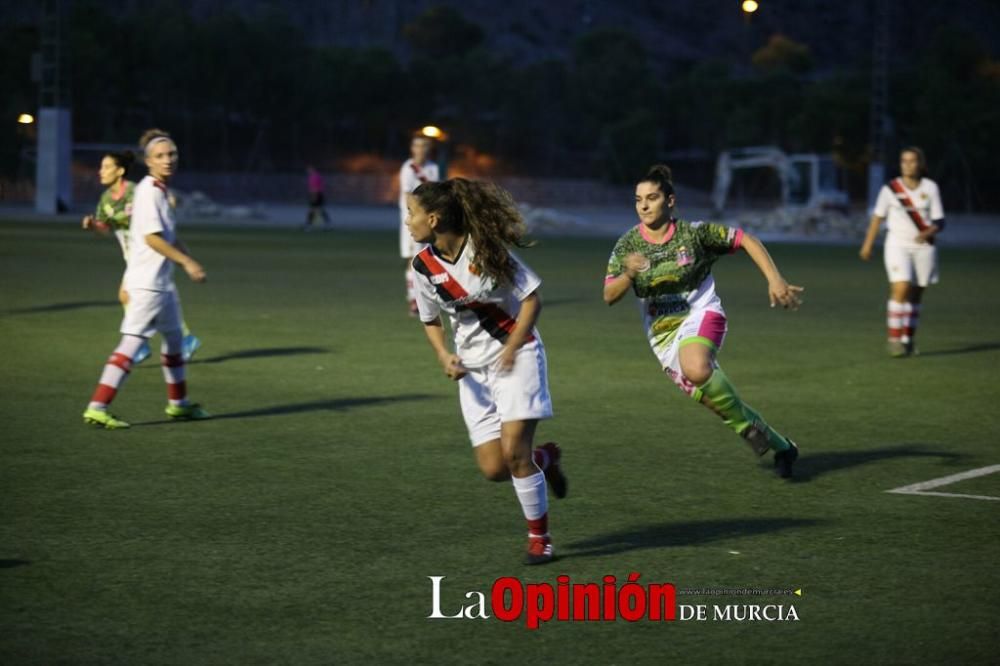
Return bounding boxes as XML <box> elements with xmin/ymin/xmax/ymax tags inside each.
<box><xmin>165</xmin><ymin>403</ymin><xmax>212</xmax><ymax>420</ymax></box>
<box><xmin>887</xmin><ymin>340</ymin><xmax>908</xmax><ymax>358</ymax></box>
<box><xmin>82</xmin><ymin>408</ymin><xmax>131</xmax><ymax>429</ymax></box>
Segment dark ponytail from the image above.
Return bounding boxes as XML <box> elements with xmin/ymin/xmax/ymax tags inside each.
<box><xmin>104</xmin><ymin>150</ymin><xmax>135</xmax><ymax>175</ymax></box>
<box><xmin>640</xmin><ymin>164</ymin><xmax>675</xmax><ymax>197</ymax></box>
<box><xmin>412</xmin><ymin>178</ymin><xmax>530</xmax><ymax>286</ymax></box>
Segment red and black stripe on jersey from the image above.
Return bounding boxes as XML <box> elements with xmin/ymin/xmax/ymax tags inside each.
<box><xmin>888</xmin><ymin>178</ymin><xmax>934</xmax><ymax>244</ymax></box>
<box><xmin>888</xmin><ymin>178</ymin><xmax>931</xmax><ymax>231</ymax></box>
<box><xmin>412</xmin><ymin>247</ymin><xmax>534</xmax><ymax>344</ymax></box>
<box><xmin>410</xmin><ymin>162</ymin><xmax>430</xmax><ymax>183</ymax></box>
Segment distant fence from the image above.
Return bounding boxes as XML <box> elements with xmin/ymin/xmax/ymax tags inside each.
<box><xmin>3</xmin><ymin>170</ymin><xmax>641</xmax><ymax>208</ymax></box>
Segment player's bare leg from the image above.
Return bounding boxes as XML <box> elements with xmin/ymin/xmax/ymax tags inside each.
<box><xmin>679</xmin><ymin>342</ymin><xmax>798</xmax><ymax>478</ymax></box>
<box><xmin>493</xmin><ymin>419</ymin><xmax>554</xmax><ymax>564</ymax></box>
<box><xmin>476</xmin><ymin>434</ymin><xmax>566</xmax><ymax>495</ymax></box>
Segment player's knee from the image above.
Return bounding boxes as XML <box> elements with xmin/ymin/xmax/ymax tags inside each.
<box><xmin>682</xmin><ymin>363</ymin><xmax>713</xmax><ymax>386</ymax></box>
<box><xmin>501</xmin><ymin>446</ymin><xmax>532</xmax><ymax>473</ymax></box>
<box><xmin>480</xmin><ymin>464</ymin><xmax>509</xmax><ymax>482</ymax></box>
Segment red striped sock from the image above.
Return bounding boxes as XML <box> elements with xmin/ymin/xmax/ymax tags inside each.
<box><xmin>88</xmin><ymin>352</ymin><xmax>133</xmax><ymax>409</ymax></box>
<box><xmin>887</xmin><ymin>300</ymin><xmax>905</xmax><ymax>341</ymax></box>
<box><xmin>527</xmin><ymin>513</ymin><xmax>549</xmax><ymax>539</ymax></box>
<box><xmin>161</xmin><ymin>353</ymin><xmax>187</xmax><ymax>406</ymax></box>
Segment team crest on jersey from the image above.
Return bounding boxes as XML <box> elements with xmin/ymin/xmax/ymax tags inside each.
<box><xmin>676</xmin><ymin>246</ymin><xmax>692</xmax><ymax>267</ymax></box>
<box><xmin>468</xmin><ymin>263</ymin><xmax>480</xmax><ymax>275</ymax></box>
<box><xmin>431</xmin><ymin>273</ymin><xmax>450</xmax><ymax>285</ymax></box>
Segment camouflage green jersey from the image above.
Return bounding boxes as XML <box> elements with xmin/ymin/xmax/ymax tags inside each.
<box><xmin>94</xmin><ymin>180</ymin><xmax>136</xmax><ymax>261</ymax></box>
<box><xmin>605</xmin><ymin>219</ymin><xmax>744</xmax><ymax>360</ymax></box>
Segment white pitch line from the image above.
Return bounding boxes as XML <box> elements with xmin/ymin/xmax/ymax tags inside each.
<box><xmin>886</xmin><ymin>464</ymin><xmax>1000</xmax><ymax>502</ymax></box>
<box><xmin>888</xmin><ymin>491</ymin><xmax>1000</xmax><ymax>502</ymax></box>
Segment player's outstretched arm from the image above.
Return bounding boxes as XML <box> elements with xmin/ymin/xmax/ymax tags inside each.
<box><xmin>859</xmin><ymin>215</ymin><xmax>883</xmax><ymax>260</ymax></box>
<box><xmin>144</xmin><ymin>232</ymin><xmax>207</xmax><ymax>282</ymax></box>
<box><xmin>740</xmin><ymin>233</ymin><xmax>803</xmax><ymax>310</ymax></box>
<box><xmin>423</xmin><ymin>317</ymin><xmax>466</xmax><ymax>380</ymax></box>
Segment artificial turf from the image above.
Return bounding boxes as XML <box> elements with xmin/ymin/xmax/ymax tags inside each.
<box><xmin>1</xmin><ymin>221</ymin><xmax>998</xmax><ymax>664</ymax></box>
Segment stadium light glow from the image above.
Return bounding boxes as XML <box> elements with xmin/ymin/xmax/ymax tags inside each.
<box><xmin>17</xmin><ymin>113</ymin><xmax>35</xmax><ymax>124</ymax></box>
<box><xmin>421</xmin><ymin>125</ymin><xmax>444</xmax><ymax>139</ymax></box>
<box><xmin>742</xmin><ymin>0</ymin><xmax>759</xmax><ymax>13</ymax></box>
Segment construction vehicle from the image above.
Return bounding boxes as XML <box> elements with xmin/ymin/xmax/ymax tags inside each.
<box><xmin>711</xmin><ymin>146</ymin><xmax>859</xmax><ymax>237</ymax></box>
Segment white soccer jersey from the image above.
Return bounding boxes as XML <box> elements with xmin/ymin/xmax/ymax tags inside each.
<box><xmin>412</xmin><ymin>240</ymin><xmax>541</xmax><ymax>369</ymax></box>
<box><xmin>873</xmin><ymin>178</ymin><xmax>944</xmax><ymax>248</ymax></box>
<box><xmin>399</xmin><ymin>159</ymin><xmax>439</xmax><ymax>221</ymax></box>
<box><xmin>124</xmin><ymin>175</ymin><xmax>177</xmax><ymax>291</ymax></box>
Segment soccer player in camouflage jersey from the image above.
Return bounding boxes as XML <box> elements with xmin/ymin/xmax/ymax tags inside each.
<box><xmin>604</xmin><ymin>165</ymin><xmax>804</xmax><ymax>478</ymax></box>
<box><xmin>82</xmin><ymin>151</ymin><xmax>138</xmax><ymax>290</ymax></box>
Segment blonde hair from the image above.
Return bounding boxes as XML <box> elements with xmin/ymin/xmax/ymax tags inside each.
<box><xmin>139</xmin><ymin>128</ymin><xmax>173</xmax><ymax>155</ymax></box>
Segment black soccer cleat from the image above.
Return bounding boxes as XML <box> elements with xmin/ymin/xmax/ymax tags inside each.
<box><xmin>774</xmin><ymin>440</ymin><xmax>799</xmax><ymax>479</ymax></box>
<box><xmin>538</xmin><ymin>442</ymin><xmax>568</xmax><ymax>499</ymax></box>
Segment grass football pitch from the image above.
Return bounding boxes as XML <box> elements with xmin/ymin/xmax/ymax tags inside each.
<box><xmin>1</xmin><ymin>221</ymin><xmax>998</xmax><ymax>664</ymax></box>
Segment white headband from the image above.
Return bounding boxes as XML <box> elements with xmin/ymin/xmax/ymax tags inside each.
<box><xmin>144</xmin><ymin>136</ymin><xmax>171</xmax><ymax>154</ymax></box>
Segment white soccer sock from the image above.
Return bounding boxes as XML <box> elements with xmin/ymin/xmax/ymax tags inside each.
<box><xmin>887</xmin><ymin>300</ymin><xmax>906</xmax><ymax>341</ymax></box>
<box><xmin>898</xmin><ymin>302</ymin><xmax>913</xmax><ymax>344</ymax></box>
<box><xmin>512</xmin><ymin>469</ymin><xmax>548</xmax><ymax>521</ymax></box>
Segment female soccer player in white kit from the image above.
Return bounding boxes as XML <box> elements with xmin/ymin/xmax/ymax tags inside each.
<box><xmin>860</xmin><ymin>146</ymin><xmax>945</xmax><ymax>356</ymax></box>
<box><xmin>82</xmin><ymin>129</ymin><xmax>210</xmax><ymax>429</ymax></box>
<box><xmin>400</xmin><ymin>135</ymin><xmax>439</xmax><ymax>315</ymax></box>
<box><xmin>405</xmin><ymin>178</ymin><xmax>567</xmax><ymax>565</ymax></box>
<box><xmin>81</xmin><ymin>150</ymin><xmax>201</xmax><ymax>364</ymax></box>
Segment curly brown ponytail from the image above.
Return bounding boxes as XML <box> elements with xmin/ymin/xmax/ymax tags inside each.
<box><xmin>412</xmin><ymin>178</ymin><xmax>531</xmax><ymax>286</ymax></box>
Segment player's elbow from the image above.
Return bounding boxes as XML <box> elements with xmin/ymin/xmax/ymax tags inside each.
<box><xmin>603</xmin><ymin>288</ymin><xmax>618</xmax><ymax>306</ymax></box>
<box><xmin>529</xmin><ymin>292</ymin><xmax>542</xmax><ymax>314</ymax></box>
<box><xmin>740</xmin><ymin>232</ymin><xmax>760</xmax><ymax>250</ymax></box>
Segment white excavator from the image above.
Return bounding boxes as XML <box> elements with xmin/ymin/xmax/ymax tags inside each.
<box><xmin>711</xmin><ymin>146</ymin><xmax>857</xmax><ymax>236</ymax></box>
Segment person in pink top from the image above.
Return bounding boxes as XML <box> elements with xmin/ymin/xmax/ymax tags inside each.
<box><xmin>303</xmin><ymin>165</ymin><xmax>332</xmax><ymax>231</ymax></box>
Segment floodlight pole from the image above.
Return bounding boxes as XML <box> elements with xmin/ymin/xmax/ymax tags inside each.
<box><xmin>867</xmin><ymin>0</ymin><xmax>890</xmax><ymax>210</ymax></box>
<box><xmin>35</xmin><ymin>0</ymin><xmax>73</xmax><ymax>214</ymax></box>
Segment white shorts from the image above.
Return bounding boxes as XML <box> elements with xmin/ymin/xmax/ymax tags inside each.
<box><xmin>120</xmin><ymin>288</ymin><xmax>183</xmax><ymax>338</ymax></box>
<box><xmin>658</xmin><ymin>308</ymin><xmax>727</xmax><ymax>397</ymax></box>
<box><xmin>884</xmin><ymin>244</ymin><xmax>938</xmax><ymax>286</ymax></box>
<box><xmin>400</xmin><ymin>223</ymin><xmax>427</xmax><ymax>259</ymax></box>
<box><xmin>458</xmin><ymin>340</ymin><xmax>553</xmax><ymax>446</ymax></box>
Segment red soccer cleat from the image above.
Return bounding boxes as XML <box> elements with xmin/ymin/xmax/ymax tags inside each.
<box><xmin>524</xmin><ymin>535</ymin><xmax>554</xmax><ymax>565</ymax></box>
